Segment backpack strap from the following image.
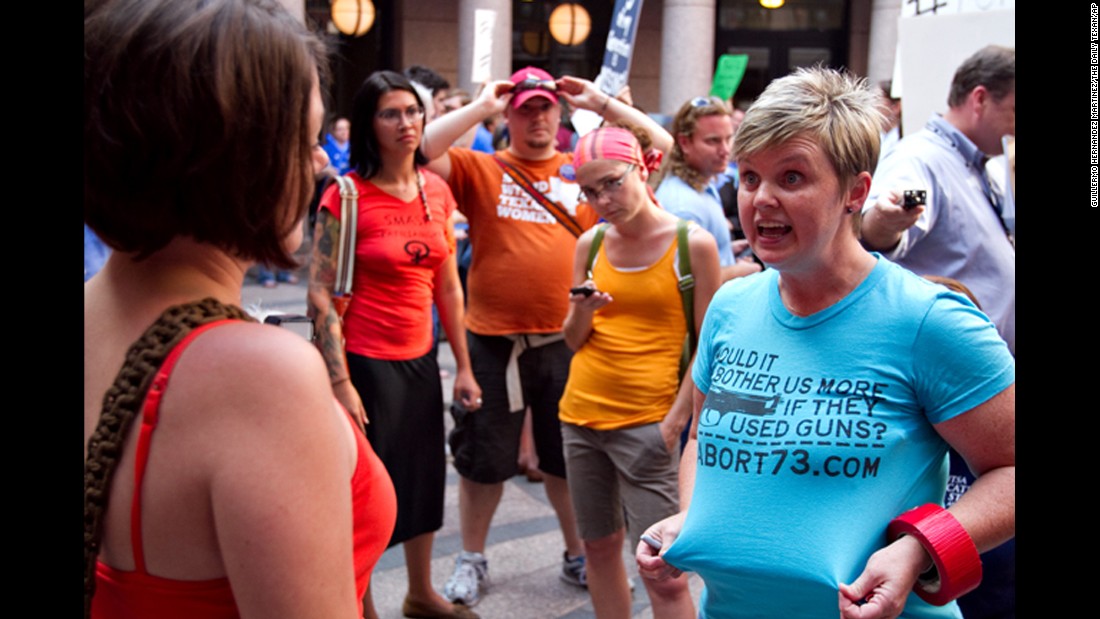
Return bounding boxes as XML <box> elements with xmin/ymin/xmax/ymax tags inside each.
<box><xmin>584</xmin><ymin>223</ymin><xmax>610</xmax><ymax>280</ymax></box>
<box><xmin>587</xmin><ymin>220</ymin><xmax>696</xmax><ymax>378</ymax></box>
<box><xmin>674</xmin><ymin>219</ymin><xmax>696</xmax><ymax>376</ymax></box>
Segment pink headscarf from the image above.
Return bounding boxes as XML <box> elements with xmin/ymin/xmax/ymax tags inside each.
<box><xmin>572</xmin><ymin>127</ymin><xmax>663</xmax><ymax>181</ymax></box>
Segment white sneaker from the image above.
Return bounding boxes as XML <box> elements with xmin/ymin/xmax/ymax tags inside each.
<box><xmin>444</xmin><ymin>551</ymin><xmax>490</xmax><ymax>607</ymax></box>
<box><xmin>559</xmin><ymin>551</ymin><xmax>587</xmax><ymax>588</ymax></box>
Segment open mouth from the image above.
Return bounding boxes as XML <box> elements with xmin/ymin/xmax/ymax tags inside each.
<box><xmin>757</xmin><ymin>222</ymin><xmax>791</xmax><ymax>239</ymax></box>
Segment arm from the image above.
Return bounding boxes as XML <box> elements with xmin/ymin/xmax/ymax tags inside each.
<box><xmin>859</xmin><ymin>188</ymin><xmax>923</xmax><ymax>252</ymax></box>
<box><xmin>860</xmin><ymin>152</ymin><xmax>932</xmax><ymax>254</ymax></box>
<box><xmin>635</xmin><ymin>385</ymin><xmax>705</xmax><ymax>582</ymax></box>
<box><xmin>658</xmin><ymin>227</ymin><xmax>721</xmax><ymax>451</ymax></box>
<box><xmin>306</xmin><ymin>209</ymin><xmax>367</xmax><ymax>429</ymax></box>
<box><xmin>664</xmin><ymin>190</ymin><xmax>755</xmax><ymax>284</ymax></box>
<box><xmin>422</xmin><ymin>81</ymin><xmax>514</xmax><ymax>180</ymax></box>
<box><xmin>680</xmin><ymin>388</ymin><xmax>704</xmax><ymax>507</ymax></box>
<box><xmin>839</xmin><ymin>384</ymin><xmax>1015</xmax><ymax>618</ymax></box>
<box><xmin>720</xmin><ymin>260</ymin><xmax>762</xmax><ymax>282</ymax></box>
<box><xmin>203</xmin><ymin>328</ymin><xmax>362</xmax><ymax>617</ymax></box>
<box><xmin>557</xmin><ymin>76</ymin><xmax>673</xmax><ymax>155</ymax></box>
<box><xmin>562</xmin><ymin>228</ymin><xmax>613</xmax><ymax>351</ymax></box>
<box><xmin>933</xmin><ymin>384</ymin><xmax>1015</xmax><ymax>552</ymax></box>
<box><xmin>433</xmin><ymin>244</ymin><xmax>482</xmax><ymax>411</ymax></box>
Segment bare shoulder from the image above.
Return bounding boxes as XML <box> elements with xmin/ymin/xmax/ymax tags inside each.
<box><xmin>685</xmin><ymin>221</ymin><xmax>720</xmax><ymax>260</ymax></box>
<box><xmin>158</xmin><ymin>322</ymin><xmax>360</xmax><ymax>615</ymax></box>
<box><xmin>575</xmin><ymin>224</ymin><xmax>606</xmax><ymax>259</ymax></box>
<box><xmin>181</xmin><ymin>321</ymin><xmax>323</xmax><ymax>375</ymax></box>
<box><xmin>577</xmin><ymin>224</ymin><xmax>600</xmax><ymax>248</ymax></box>
<box><xmin>166</xmin><ymin>322</ymin><xmax>341</xmax><ymax>434</ymax></box>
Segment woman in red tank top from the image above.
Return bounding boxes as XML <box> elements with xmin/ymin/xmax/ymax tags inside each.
<box><xmin>83</xmin><ymin>1</ymin><xmax>395</xmax><ymax>617</ymax></box>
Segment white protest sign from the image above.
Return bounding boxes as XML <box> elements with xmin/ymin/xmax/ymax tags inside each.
<box><xmin>471</xmin><ymin>9</ymin><xmax>496</xmax><ymax>86</ymax></box>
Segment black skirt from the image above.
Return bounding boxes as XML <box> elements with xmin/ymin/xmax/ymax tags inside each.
<box><xmin>347</xmin><ymin>350</ymin><xmax>445</xmax><ymax>547</ymax></box>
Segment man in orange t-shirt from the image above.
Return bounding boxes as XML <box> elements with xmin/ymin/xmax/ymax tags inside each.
<box><xmin>422</xmin><ymin>66</ymin><xmax>672</xmax><ymax>606</ymax></box>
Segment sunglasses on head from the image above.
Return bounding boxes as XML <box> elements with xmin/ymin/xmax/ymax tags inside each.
<box><xmin>690</xmin><ymin>96</ymin><xmax>725</xmax><ymax>108</ymax></box>
<box><xmin>513</xmin><ymin>77</ymin><xmax>558</xmax><ymax>94</ymax></box>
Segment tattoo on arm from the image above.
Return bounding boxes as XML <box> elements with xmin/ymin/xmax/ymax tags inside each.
<box><xmin>307</xmin><ymin>211</ymin><xmax>348</xmax><ymax>382</ymax></box>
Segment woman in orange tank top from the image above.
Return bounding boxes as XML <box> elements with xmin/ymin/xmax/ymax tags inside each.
<box><xmin>559</xmin><ymin>126</ymin><xmax>721</xmax><ymax>619</ymax></box>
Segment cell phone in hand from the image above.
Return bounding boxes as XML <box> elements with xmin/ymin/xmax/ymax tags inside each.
<box><xmin>570</xmin><ymin>286</ymin><xmax>596</xmax><ymax>297</ymax></box>
<box><xmin>902</xmin><ymin>189</ymin><xmax>927</xmax><ymax>210</ymax></box>
<box><xmin>640</xmin><ymin>534</ymin><xmax>662</xmax><ymax>550</ymax></box>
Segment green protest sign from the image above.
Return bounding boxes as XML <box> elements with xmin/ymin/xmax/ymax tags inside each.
<box><xmin>709</xmin><ymin>54</ymin><xmax>748</xmax><ymax>101</ymax></box>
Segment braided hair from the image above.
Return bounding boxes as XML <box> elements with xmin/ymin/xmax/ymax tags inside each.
<box><xmin>83</xmin><ymin>299</ymin><xmax>254</xmax><ymax>616</ymax></box>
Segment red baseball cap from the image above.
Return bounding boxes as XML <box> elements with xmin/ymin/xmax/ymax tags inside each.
<box><xmin>509</xmin><ymin>66</ymin><xmax>559</xmax><ymax>108</ymax></box>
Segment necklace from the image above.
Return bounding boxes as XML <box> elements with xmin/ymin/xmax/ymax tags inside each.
<box><xmin>416</xmin><ymin>170</ymin><xmax>431</xmax><ymax>222</ymax></box>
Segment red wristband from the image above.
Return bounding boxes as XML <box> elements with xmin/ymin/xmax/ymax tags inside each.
<box><xmin>887</xmin><ymin>504</ymin><xmax>982</xmax><ymax>606</ymax></box>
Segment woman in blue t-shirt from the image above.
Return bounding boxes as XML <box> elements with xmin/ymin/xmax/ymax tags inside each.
<box><xmin>635</xmin><ymin>68</ymin><xmax>1015</xmax><ymax>619</ymax></box>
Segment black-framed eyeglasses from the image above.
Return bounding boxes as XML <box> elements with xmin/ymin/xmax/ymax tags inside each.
<box><xmin>513</xmin><ymin>77</ymin><xmax>558</xmax><ymax>95</ymax></box>
<box><xmin>376</xmin><ymin>105</ymin><xmax>425</xmax><ymax>124</ymax></box>
<box><xmin>579</xmin><ymin>164</ymin><xmax>635</xmax><ymax>203</ymax></box>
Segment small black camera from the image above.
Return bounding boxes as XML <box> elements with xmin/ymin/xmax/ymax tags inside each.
<box><xmin>902</xmin><ymin>189</ymin><xmax>927</xmax><ymax>210</ymax></box>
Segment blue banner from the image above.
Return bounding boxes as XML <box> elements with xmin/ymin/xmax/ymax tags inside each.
<box><xmin>594</xmin><ymin>0</ymin><xmax>645</xmax><ymax>97</ymax></box>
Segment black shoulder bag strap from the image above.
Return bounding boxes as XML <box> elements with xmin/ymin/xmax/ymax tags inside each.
<box><xmin>492</xmin><ymin>155</ymin><xmax>584</xmax><ymax>238</ymax></box>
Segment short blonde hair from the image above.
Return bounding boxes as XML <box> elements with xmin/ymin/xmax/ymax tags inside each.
<box><xmin>734</xmin><ymin>68</ymin><xmax>884</xmax><ymax>182</ymax></box>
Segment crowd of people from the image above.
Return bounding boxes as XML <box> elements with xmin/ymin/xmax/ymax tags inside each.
<box><xmin>84</xmin><ymin>1</ymin><xmax>1014</xmax><ymax>617</ymax></box>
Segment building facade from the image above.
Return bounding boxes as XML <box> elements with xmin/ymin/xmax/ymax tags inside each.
<box><xmin>301</xmin><ymin>0</ymin><xmax>901</xmax><ymax>120</ymax></box>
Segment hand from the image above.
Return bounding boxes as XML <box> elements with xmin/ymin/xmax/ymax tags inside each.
<box><xmin>636</xmin><ymin>512</ymin><xmax>687</xmax><ymax>581</ymax></box>
<box><xmin>454</xmin><ymin>368</ymin><xmax>483</xmax><ymax>412</ymax></box>
<box><xmin>555</xmin><ymin>76</ymin><xmax>607</xmax><ymax>113</ymax></box>
<box><xmin>658</xmin><ymin>415</ymin><xmax>684</xmax><ymax>455</ymax></box>
<box><xmin>477</xmin><ymin>80</ymin><xmax>516</xmax><ymax>116</ymax></box>
<box><xmin>569</xmin><ymin>279</ymin><xmax>613</xmax><ymax>310</ymax></box>
<box><xmin>615</xmin><ymin>85</ymin><xmax>634</xmax><ymax>107</ymax></box>
<box><xmin>732</xmin><ymin>239</ymin><xmax>751</xmax><ymax>255</ymax></box>
<box><xmin>332</xmin><ymin>379</ymin><xmax>368</xmax><ymax>432</ymax></box>
<box><xmin>838</xmin><ymin>535</ymin><xmax>929</xmax><ymax>619</ymax></box>
<box><xmin>862</xmin><ymin>188</ymin><xmax>923</xmax><ymax>251</ymax></box>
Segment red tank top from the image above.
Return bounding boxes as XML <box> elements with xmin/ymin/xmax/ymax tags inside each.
<box><xmin>91</xmin><ymin>320</ymin><xmax>396</xmax><ymax>618</ymax></box>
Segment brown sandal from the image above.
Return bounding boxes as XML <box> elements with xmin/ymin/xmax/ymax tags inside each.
<box><xmin>401</xmin><ymin>597</ymin><xmax>480</xmax><ymax>619</ymax></box>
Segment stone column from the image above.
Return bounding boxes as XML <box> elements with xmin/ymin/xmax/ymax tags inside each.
<box><xmin>868</xmin><ymin>0</ymin><xmax>902</xmax><ymax>86</ymax></box>
<box><xmin>457</xmin><ymin>0</ymin><xmax>513</xmax><ymax>93</ymax></box>
<box><xmin>659</xmin><ymin>0</ymin><xmax>715</xmax><ymax>116</ymax></box>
